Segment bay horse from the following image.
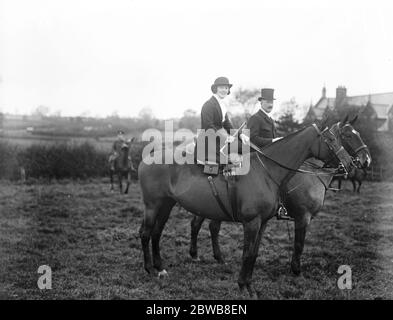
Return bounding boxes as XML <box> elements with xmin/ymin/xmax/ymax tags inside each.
<box><xmin>138</xmin><ymin>119</ymin><xmax>354</xmax><ymax>298</ymax></box>
<box><xmin>189</xmin><ymin>117</ymin><xmax>371</xmax><ymax>277</ymax></box>
<box><xmin>109</xmin><ymin>137</ymin><xmax>136</xmax><ymax>194</ymax></box>
<box><xmin>330</xmin><ymin>167</ymin><xmax>367</xmax><ymax>193</ymax></box>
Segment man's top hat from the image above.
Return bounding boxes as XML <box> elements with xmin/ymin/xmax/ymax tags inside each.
<box><xmin>211</xmin><ymin>77</ymin><xmax>233</xmax><ymax>93</ymax></box>
<box><xmin>258</xmin><ymin>88</ymin><xmax>276</xmax><ymax>101</ymax></box>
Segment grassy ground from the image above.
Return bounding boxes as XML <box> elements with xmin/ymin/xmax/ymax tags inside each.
<box><xmin>0</xmin><ymin>178</ymin><xmax>392</xmax><ymax>300</ymax></box>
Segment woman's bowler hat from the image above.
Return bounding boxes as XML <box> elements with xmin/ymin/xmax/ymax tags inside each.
<box><xmin>211</xmin><ymin>77</ymin><xmax>233</xmax><ymax>94</ymax></box>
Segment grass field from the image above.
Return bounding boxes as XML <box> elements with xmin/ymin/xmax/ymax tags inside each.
<box><xmin>0</xmin><ymin>178</ymin><xmax>392</xmax><ymax>300</ymax></box>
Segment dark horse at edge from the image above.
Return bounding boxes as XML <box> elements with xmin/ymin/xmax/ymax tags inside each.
<box><xmin>138</xmin><ymin>118</ymin><xmax>355</xmax><ymax>298</ymax></box>
<box><xmin>330</xmin><ymin>167</ymin><xmax>368</xmax><ymax>193</ymax></box>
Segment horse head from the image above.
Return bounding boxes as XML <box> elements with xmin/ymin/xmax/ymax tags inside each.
<box><xmin>330</xmin><ymin>115</ymin><xmax>372</xmax><ymax>169</ymax></box>
<box><xmin>310</xmin><ymin>117</ymin><xmax>355</xmax><ymax>174</ymax></box>
<box><xmin>121</xmin><ymin>137</ymin><xmax>135</xmax><ymax>150</ymax></box>
<box><xmin>115</xmin><ymin>137</ymin><xmax>135</xmax><ymax>171</ymax></box>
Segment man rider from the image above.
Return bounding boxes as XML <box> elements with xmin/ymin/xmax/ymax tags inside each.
<box><xmin>247</xmin><ymin>88</ymin><xmax>290</xmax><ymax>220</ymax></box>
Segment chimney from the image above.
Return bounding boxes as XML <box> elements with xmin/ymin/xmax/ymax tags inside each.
<box><xmin>322</xmin><ymin>86</ymin><xmax>326</xmax><ymax>98</ymax></box>
<box><xmin>336</xmin><ymin>86</ymin><xmax>347</xmax><ymax>100</ymax></box>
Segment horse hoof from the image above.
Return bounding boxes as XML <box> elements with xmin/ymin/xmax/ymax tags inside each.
<box><xmin>249</xmin><ymin>292</ymin><xmax>258</xmax><ymax>300</ymax></box>
<box><xmin>247</xmin><ymin>285</ymin><xmax>258</xmax><ymax>300</ymax></box>
<box><xmin>291</xmin><ymin>263</ymin><xmax>301</xmax><ymax>276</ymax></box>
<box><xmin>238</xmin><ymin>286</ymin><xmax>254</xmax><ymax>300</ymax></box>
<box><xmin>158</xmin><ymin>269</ymin><xmax>168</xmax><ymax>279</ymax></box>
<box><xmin>292</xmin><ymin>270</ymin><xmax>301</xmax><ymax>276</ymax></box>
<box><xmin>191</xmin><ymin>256</ymin><xmax>201</xmax><ymax>262</ymax></box>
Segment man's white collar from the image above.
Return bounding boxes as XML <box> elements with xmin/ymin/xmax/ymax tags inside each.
<box><xmin>260</xmin><ymin>107</ymin><xmax>271</xmax><ymax>118</ymax></box>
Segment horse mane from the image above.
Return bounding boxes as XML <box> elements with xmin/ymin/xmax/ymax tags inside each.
<box><xmin>248</xmin><ymin>125</ymin><xmax>311</xmax><ymax>165</ymax></box>
<box><xmin>261</xmin><ymin>125</ymin><xmax>310</xmax><ymax>151</ymax></box>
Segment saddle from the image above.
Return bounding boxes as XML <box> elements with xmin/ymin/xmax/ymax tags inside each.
<box><xmin>199</xmin><ymin>154</ymin><xmax>243</xmax><ymax>176</ymax></box>
<box><xmin>198</xmin><ymin>154</ymin><xmax>243</xmax><ymax>222</ymax></box>
<box><xmin>180</xmin><ymin>139</ymin><xmax>243</xmax><ymax>221</ymax></box>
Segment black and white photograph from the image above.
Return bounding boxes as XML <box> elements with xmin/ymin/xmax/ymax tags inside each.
<box><xmin>1</xmin><ymin>0</ymin><xmax>393</xmax><ymax>303</ymax></box>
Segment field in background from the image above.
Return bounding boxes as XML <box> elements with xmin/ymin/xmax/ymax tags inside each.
<box><xmin>0</xmin><ymin>132</ymin><xmax>127</xmax><ymax>151</ymax></box>
<box><xmin>0</xmin><ymin>127</ymin><xmax>194</xmax><ymax>181</ymax></box>
<box><xmin>0</xmin><ymin>179</ymin><xmax>392</xmax><ymax>300</ymax></box>
<box><xmin>0</xmin><ymin>127</ymin><xmax>194</xmax><ymax>149</ymax></box>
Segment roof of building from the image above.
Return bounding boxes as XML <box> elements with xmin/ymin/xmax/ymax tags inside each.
<box><xmin>312</xmin><ymin>91</ymin><xmax>393</xmax><ymax>120</ymax></box>
<box><xmin>311</xmin><ymin>97</ymin><xmax>335</xmax><ymax>118</ymax></box>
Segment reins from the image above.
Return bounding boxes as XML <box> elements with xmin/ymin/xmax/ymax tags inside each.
<box><xmin>250</xmin><ymin>125</ymin><xmax>344</xmax><ymax>177</ymax></box>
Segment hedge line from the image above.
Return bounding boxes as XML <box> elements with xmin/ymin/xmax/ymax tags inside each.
<box><xmin>0</xmin><ymin>141</ymin><xmax>147</xmax><ymax>181</ymax></box>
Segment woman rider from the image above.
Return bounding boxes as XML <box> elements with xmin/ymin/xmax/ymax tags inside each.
<box><xmin>196</xmin><ymin>76</ymin><xmax>249</xmax><ymax>164</ymax></box>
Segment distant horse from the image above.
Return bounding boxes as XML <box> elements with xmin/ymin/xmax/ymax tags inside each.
<box><xmin>109</xmin><ymin>137</ymin><xmax>136</xmax><ymax>194</ymax></box>
<box><xmin>189</xmin><ymin>117</ymin><xmax>371</xmax><ymax>277</ymax></box>
<box><xmin>330</xmin><ymin>167</ymin><xmax>367</xmax><ymax>193</ymax></box>
<box><xmin>138</xmin><ymin>118</ymin><xmax>355</xmax><ymax>298</ymax></box>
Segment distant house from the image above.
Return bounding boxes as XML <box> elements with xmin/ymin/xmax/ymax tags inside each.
<box><xmin>304</xmin><ymin>86</ymin><xmax>393</xmax><ymax>132</ymax></box>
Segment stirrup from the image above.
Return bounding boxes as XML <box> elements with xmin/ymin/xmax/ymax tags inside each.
<box><xmin>276</xmin><ymin>205</ymin><xmax>293</xmax><ymax>221</ymax></box>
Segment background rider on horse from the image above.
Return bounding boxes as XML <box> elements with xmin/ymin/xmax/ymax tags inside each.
<box><xmin>109</xmin><ymin>130</ymin><xmax>127</xmax><ymax>171</ymax></box>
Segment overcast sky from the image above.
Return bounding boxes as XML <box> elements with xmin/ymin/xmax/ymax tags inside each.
<box><xmin>1</xmin><ymin>0</ymin><xmax>393</xmax><ymax>119</ymax></box>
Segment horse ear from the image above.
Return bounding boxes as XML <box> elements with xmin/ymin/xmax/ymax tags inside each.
<box><xmin>349</xmin><ymin>114</ymin><xmax>358</xmax><ymax>125</ymax></box>
<box><xmin>318</xmin><ymin>113</ymin><xmax>329</xmax><ymax>130</ymax></box>
<box><xmin>337</xmin><ymin>114</ymin><xmax>349</xmax><ymax>129</ymax></box>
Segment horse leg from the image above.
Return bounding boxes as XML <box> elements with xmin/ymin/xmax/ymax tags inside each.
<box><xmin>189</xmin><ymin>215</ymin><xmax>205</xmax><ymax>260</ymax></box>
<box><xmin>330</xmin><ymin>179</ymin><xmax>338</xmax><ymax>192</ymax></box>
<box><xmin>338</xmin><ymin>177</ymin><xmax>342</xmax><ymax>191</ymax></box>
<box><xmin>351</xmin><ymin>179</ymin><xmax>356</xmax><ymax>193</ymax></box>
<box><xmin>357</xmin><ymin>180</ymin><xmax>362</xmax><ymax>193</ymax></box>
<box><xmin>139</xmin><ymin>203</ymin><xmax>160</xmax><ymax>275</ymax></box>
<box><xmin>124</xmin><ymin>170</ymin><xmax>131</xmax><ymax>194</ymax></box>
<box><xmin>238</xmin><ymin>215</ymin><xmax>266</xmax><ymax>299</ymax></box>
<box><xmin>209</xmin><ymin>220</ymin><xmax>224</xmax><ymax>263</ymax></box>
<box><xmin>119</xmin><ymin>172</ymin><xmax>123</xmax><ymax>194</ymax></box>
<box><xmin>110</xmin><ymin>170</ymin><xmax>114</xmax><ymax>192</ymax></box>
<box><xmin>291</xmin><ymin>212</ymin><xmax>311</xmax><ymax>276</ymax></box>
<box><xmin>151</xmin><ymin>198</ymin><xmax>176</xmax><ymax>277</ymax></box>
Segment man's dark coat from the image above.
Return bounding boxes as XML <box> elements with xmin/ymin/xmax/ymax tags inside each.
<box><xmin>247</xmin><ymin>109</ymin><xmax>277</xmax><ymax>150</ymax></box>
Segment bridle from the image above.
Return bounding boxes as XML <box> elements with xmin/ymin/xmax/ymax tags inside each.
<box><xmin>330</xmin><ymin>123</ymin><xmax>369</xmax><ymax>169</ymax></box>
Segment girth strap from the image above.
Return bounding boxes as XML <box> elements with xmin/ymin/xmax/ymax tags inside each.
<box><xmin>226</xmin><ymin>175</ymin><xmax>239</xmax><ymax>221</ymax></box>
<box><xmin>207</xmin><ymin>176</ymin><xmax>237</xmax><ymax>222</ymax></box>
